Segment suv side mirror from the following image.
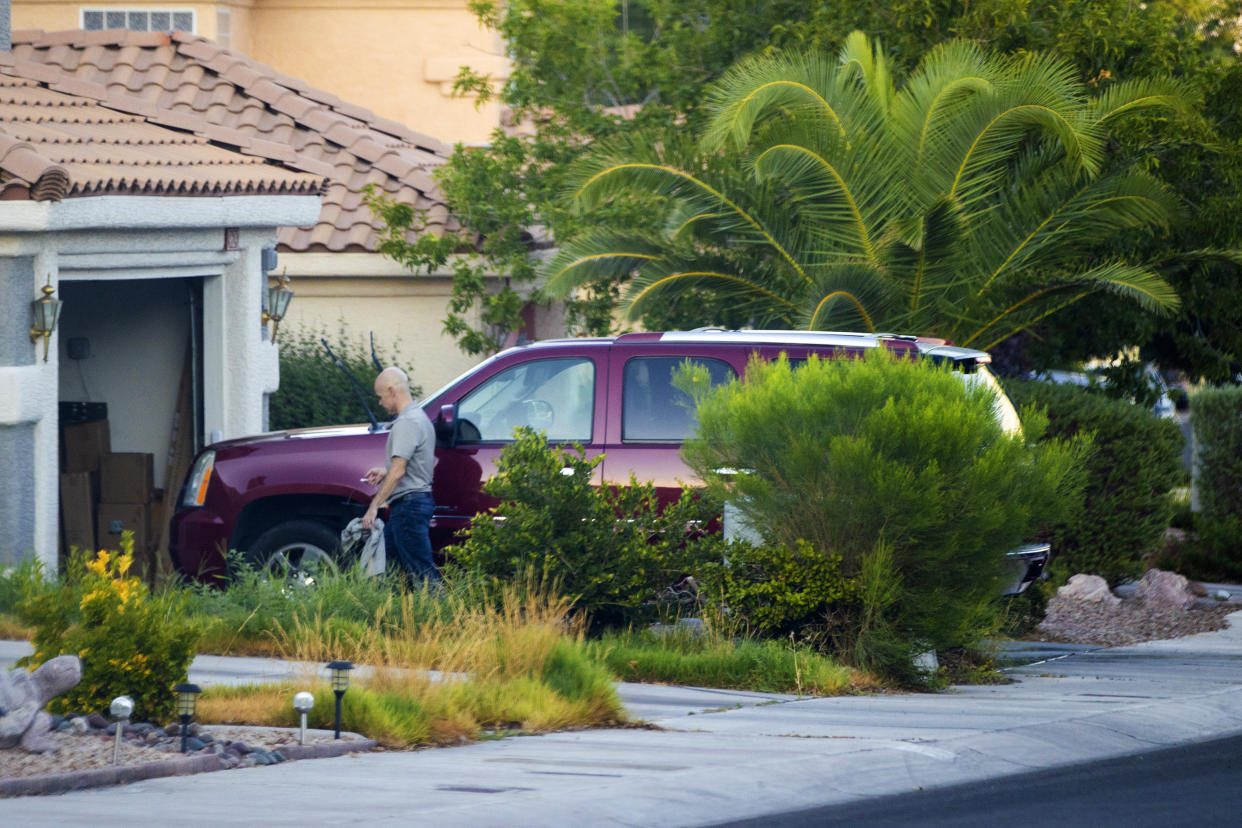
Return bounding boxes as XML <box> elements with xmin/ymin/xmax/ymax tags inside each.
<box><xmin>435</xmin><ymin>404</ymin><xmax>461</xmax><ymax>447</ymax></box>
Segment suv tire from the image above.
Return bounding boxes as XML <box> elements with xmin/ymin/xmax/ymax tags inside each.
<box><xmin>245</xmin><ymin>519</ymin><xmax>343</xmax><ymax>582</ymax></box>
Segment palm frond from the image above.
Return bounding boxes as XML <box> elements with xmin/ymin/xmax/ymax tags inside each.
<box><xmin>961</xmin><ymin>261</ymin><xmax>1180</xmax><ymax>348</ymax></box>
<box><xmin>1087</xmin><ymin>77</ymin><xmax>1198</xmax><ymax>125</ymax></box>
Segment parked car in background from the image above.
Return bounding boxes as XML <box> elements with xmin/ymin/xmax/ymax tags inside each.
<box><xmin>1025</xmin><ymin>363</ymin><xmax>1175</xmax><ymax>418</ymax></box>
<box><xmin>170</xmin><ymin>329</ymin><xmax>1049</xmax><ymax>592</ymax></box>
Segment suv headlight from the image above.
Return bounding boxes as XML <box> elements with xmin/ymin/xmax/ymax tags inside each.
<box><xmin>181</xmin><ymin>450</ymin><xmax>216</xmax><ymax>508</ymax></box>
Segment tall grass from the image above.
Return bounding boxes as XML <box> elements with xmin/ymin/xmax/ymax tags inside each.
<box><xmin>589</xmin><ymin>625</ymin><xmax>866</xmax><ymax>696</ymax></box>
<box><xmin>197</xmin><ymin>579</ymin><xmax>623</xmax><ymax>746</ymax></box>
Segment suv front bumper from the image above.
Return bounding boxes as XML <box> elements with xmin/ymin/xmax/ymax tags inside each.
<box><xmin>1003</xmin><ymin>542</ymin><xmax>1051</xmax><ymax>596</ymax></box>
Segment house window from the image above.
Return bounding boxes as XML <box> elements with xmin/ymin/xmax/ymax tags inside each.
<box><xmin>216</xmin><ymin>8</ymin><xmax>231</xmax><ymax>49</ymax></box>
<box><xmin>81</xmin><ymin>8</ymin><xmax>196</xmax><ymax>33</ymax></box>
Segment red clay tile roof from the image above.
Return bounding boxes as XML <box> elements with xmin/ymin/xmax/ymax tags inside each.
<box><xmin>8</xmin><ymin>29</ymin><xmax>456</xmax><ymax>252</ymax></box>
<box><xmin>0</xmin><ymin>74</ymin><xmax>324</xmax><ymax>201</ymax></box>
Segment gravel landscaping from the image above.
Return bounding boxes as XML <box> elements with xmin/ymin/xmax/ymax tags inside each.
<box><xmin>0</xmin><ymin>718</ymin><xmax>371</xmax><ymax>786</ymax></box>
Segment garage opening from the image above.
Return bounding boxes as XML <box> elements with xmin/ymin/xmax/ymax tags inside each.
<box><xmin>56</xmin><ymin>277</ymin><xmax>204</xmax><ymax>576</ymax></box>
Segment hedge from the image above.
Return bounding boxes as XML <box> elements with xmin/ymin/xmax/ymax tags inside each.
<box><xmin>1192</xmin><ymin>386</ymin><xmax>1242</xmax><ymax>575</ymax></box>
<box><xmin>1004</xmin><ymin>380</ymin><xmax>1183</xmax><ymax>583</ymax></box>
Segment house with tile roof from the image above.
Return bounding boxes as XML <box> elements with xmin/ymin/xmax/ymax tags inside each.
<box><xmin>0</xmin><ymin>36</ymin><xmax>326</xmax><ymax>574</ymax></box>
<box><xmin>7</xmin><ymin>27</ymin><xmax>547</xmax><ymax>398</ymax></box>
<box><xmin>11</xmin><ymin>0</ymin><xmax>509</xmax><ymax>144</ymax></box>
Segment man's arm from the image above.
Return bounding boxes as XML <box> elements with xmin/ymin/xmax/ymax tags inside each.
<box><xmin>362</xmin><ymin>456</ymin><xmax>407</xmax><ymax>530</ymax></box>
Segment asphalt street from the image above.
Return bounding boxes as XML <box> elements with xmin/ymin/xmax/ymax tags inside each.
<box><xmin>718</xmin><ymin>732</ymin><xmax>1242</xmax><ymax>828</ymax></box>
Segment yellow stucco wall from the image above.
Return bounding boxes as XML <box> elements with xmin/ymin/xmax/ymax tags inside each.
<box><xmin>13</xmin><ymin>0</ymin><xmax>504</xmax><ymax>144</ymax></box>
<box><xmin>247</xmin><ymin>0</ymin><xmax>504</xmax><ymax>144</ymax></box>
<box><xmin>275</xmin><ymin>270</ymin><xmax>485</xmax><ymax>399</ymax></box>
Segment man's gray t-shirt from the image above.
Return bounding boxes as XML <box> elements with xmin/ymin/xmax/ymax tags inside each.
<box><xmin>386</xmin><ymin>402</ymin><xmax>436</xmax><ymax>501</ymax></box>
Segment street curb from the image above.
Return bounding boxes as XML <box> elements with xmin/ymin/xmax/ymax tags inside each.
<box><xmin>0</xmin><ymin>739</ymin><xmax>379</xmax><ymax>798</ymax></box>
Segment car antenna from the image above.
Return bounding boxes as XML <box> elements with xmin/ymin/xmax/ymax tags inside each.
<box><xmin>370</xmin><ymin>332</ymin><xmax>383</xmax><ymax>373</ymax></box>
<box><xmin>320</xmin><ymin>337</ymin><xmax>381</xmax><ymax>433</ymax></box>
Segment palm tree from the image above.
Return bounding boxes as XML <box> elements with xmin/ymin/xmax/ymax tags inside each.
<box><xmin>542</xmin><ymin>32</ymin><xmax>1189</xmax><ymax>349</ymax></box>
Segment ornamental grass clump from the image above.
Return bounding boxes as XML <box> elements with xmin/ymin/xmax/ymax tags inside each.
<box><xmin>680</xmin><ymin>350</ymin><xmax>1084</xmax><ymax>684</ymax></box>
<box><xmin>17</xmin><ymin>532</ymin><xmax>202</xmax><ymax>722</ymax></box>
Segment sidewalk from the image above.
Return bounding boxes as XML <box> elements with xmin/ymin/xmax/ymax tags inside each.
<box><xmin>4</xmin><ymin>613</ymin><xmax>1242</xmax><ymax>825</ymax></box>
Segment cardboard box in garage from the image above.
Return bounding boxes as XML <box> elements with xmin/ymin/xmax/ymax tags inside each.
<box><xmin>100</xmin><ymin>452</ymin><xmax>155</xmax><ymax>504</ymax></box>
<box><xmin>96</xmin><ymin>503</ymin><xmax>149</xmax><ymax>559</ymax></box>
<box><xmin>63</xmin><ymin>421</ymin><xmax>111</xmax><ymax>473</ymax></box>
<box><xmin>59</xmin><ymin>471</ymin><xmax>97</xmax><ymax>557</ymax></box>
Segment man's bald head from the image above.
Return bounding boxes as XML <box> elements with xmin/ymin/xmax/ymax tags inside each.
<box><xmin>374</xmin><ymin>366</ymin><xmax>413</xmax><ymax>414</ymax></box>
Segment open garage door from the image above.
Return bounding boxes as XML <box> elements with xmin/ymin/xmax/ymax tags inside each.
<box><xmin>56</xmin><ymin>277</ymin><xmax>204</xmax><ymax>577</ymax></box>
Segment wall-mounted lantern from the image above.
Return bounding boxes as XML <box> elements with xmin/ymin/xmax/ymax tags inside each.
<box><xmin>263</xmin><ymin>273</ymin><xmax>294</xmax><ymax>343</ymax></box>
<box><xmin>30</xmin><ymin>278</ymin><xmax>63</xmax><ymax>362</ymax></box>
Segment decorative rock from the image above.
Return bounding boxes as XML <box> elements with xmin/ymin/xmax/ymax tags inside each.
<box><xmin>0</xmin><ymin>655</ymin><xmax>83</xmax><ymax>753</ymax></box>
<box><xmin>56</xmin><ymin>719</ymin><xmax>74</xmax><ymax>733</ymax></box>
<box><xmin>184</xmin><ymin>737</ymin><xmax>207</xmax><ymax>752</ymax></box>
<box><xmin>1057</xmin><ymin>574</ymin><xmax>1120</xmax><ymax>606</ymax></box>
<box><xmin>1135</xmin><ymin>569</ymin><xmax>1195</xmax><ymax>611</ymax></box>
<box><xmin>164</xmin><ymin>723</ymin><xmax>181</xmax><ymax>737</ymax></box>
<box><xmin>198</xmin><ymin>731</ymin><xmax>214</xmax><ymax>744</ymax></box>
<box><xmin>227</xmin><ymin>741</ymin><xmax>251</xmax><ymax>755</ymax></box>
<box><xmin>1214</xmin><ymin>589</ymin><xmax>1231</xmax><ymax>601</ymax></box>
<box><xmin>85</xmin><ymin>713</ymin><xmax>109</xmax><ymax>731</ymax></box>
<box><xmin>70</xmin><ymin>717</ymin><xmax>89</xmax><ymax>735</ymax></box>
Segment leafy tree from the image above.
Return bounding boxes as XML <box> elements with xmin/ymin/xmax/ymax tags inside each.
<box><xmin>545</xmin><ymin>35</ymin><xmax>1187</xmax><ymax>349</ymax></box>
<box><xmin>371</xmin><ymin>0</ymin><xmax>1242</xmax><ymax>376</ymax></box>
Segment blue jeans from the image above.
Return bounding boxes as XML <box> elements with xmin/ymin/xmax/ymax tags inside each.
<box><xmin>384</xmin><ymin>491</ymin><xmax>441</xmax><ymax>584</ymax></box>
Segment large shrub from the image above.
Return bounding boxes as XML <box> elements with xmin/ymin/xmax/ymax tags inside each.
<box><xmin>453</xmin><ymin>427</ymin><xmax>725</xmax><ymax>627</ymax></box>
<box><xmin>1192</xmin><ymin>386</ymin><xmax>1242</xmax><ymax>575</ymax></box>
<box><xmin>270</xmin><ymin>324</ymin><xmax>419</xmax><ymax>430</ymax></box>
<box><xmin>681</xmin><ymin>351</ymin><xmax>1082</xmax><ymax>683</ymax></box>
<box><xmin>1004</xmin><ymin>380</ymin><xmax>1183</xmax><ymax>583</ymax></box>
<box><xmin>18</xmin><ymin>534</ymin><xmax>202</xmax><ymax>723</ymax></box>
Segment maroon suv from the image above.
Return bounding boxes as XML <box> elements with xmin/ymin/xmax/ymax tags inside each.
<box><xmin>169</xmin><ymin>329</ymin><xmax>1046</xmax><ymax>590</ymax></box>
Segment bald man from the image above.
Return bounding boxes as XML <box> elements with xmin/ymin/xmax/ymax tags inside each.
<box><xmin>362</xmin><ymin>366</ymin><xmax>442</xmax><ymax>584</ymax></box>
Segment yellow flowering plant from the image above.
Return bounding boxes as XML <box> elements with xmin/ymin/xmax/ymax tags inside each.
<box><xmin>17</xmin><ymin>532</ymin><xmax>202</xmax><ymax>722</ymax></box>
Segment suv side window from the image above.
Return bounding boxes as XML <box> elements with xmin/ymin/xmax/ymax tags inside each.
<box><xmin>458</xmin><ymin>357</ymin><xmax>595</xmax><ymax>442</ymax></box>
<box><xmin>622</xmin><ymin>356</ymin><xmax>735</xmax><ymax>442</ymax></box>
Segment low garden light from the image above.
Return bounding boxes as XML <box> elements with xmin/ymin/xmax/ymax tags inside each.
<box><xmin>326</xmin><ymin>661</ymin><xmax>352</xmax><ymax>740</ymax></box>
<box><xmin>292</xmin><ymin>691</ymin><xmax>315</xmax><ymax>746</ymax></box>
<box><xmin>29</xmin><ymin>278</ymin><xmax>63</xmax><ymax>362</ymax></box>
<box><xmin>110</xmin><ymin>695</ymin><xmax>134</xmax><ymax>766</ymax></box>
<box><xmin>173</xmin><ymin>683</ymin><xmax>202</xmax><ymax>753</ymax></box>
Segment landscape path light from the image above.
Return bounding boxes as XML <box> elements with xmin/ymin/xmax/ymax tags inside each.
<box><xmin>110</xmin><ymin>695</ymin><xmax>134</xmax><ymax>766</ymax></box>
<box><xmin>292</xmin><ymin>691</ymin><xmax>315</xmax><ymax>746</ymax></box>
<box><xmin>173</xmin><ymin>683</ymin><xmax>202</xmax><ymax>753</ymax></box>
<box><xmin>326</xmin><ymin>661</ymin><xmax>353</xmax><ymax>740</ymax></box>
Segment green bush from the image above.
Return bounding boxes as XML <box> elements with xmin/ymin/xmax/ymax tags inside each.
<box><xmin>1192</xmin><ymin>385</ymin><xmax>1242</xmax><ymax>576</ymax></box>
<box><xmin>453</xmin><ymin>427</ymin><xmax>725</xmax><ymax>628</ymax></box>
<box><xmin>698</xmin><ymin>539</ymin><xmax>858</xmax><ymax>643</ymax></box>
<box><xmin>270</xmin><ymin>323</ymin><xmax>419</xmax><ymax>431</ymax></box>
<box><xmin>681</xmin><ymin>351</ymin><xmax>1082</xmax><ymax>684</ymax></box>
<box><xmin>17</xmin><ymin>534</ymin><xmax>202</xmax><ymax>723</ymax></box>
<box><xmin>1004</xmin><ymin>379</ymin><xmax>1183</xmax><ymax>583</ymax></box>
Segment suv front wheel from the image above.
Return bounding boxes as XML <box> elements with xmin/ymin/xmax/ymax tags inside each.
<box><xmin>245</xmin><ymin>519</ymin><xmax>343</xmax><ymax>583</ymax></box>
